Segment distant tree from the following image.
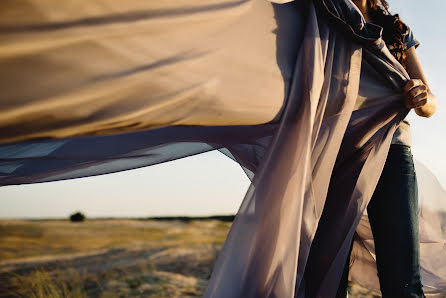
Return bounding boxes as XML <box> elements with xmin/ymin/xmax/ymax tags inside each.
<box><xmin>70</xmin><ymin>211</ymin><xmax>86</xmax><ymax>222</ymax></box>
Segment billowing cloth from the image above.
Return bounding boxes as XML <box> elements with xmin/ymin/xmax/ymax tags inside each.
<box><xmin>0</xmin><ymin>0</ymin><xmax>445</xmax><ymax>296</ymax></box>
<box><xmin>352</xmin><ymin>160</ymin><xmax>446</xmax><ymax>296</ymax></box>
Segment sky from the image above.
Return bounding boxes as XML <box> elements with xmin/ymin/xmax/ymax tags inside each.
<box><xmin>0</xmin><ymin>0</ymin><xmax>445</xmax><ymax>219</ymax></box>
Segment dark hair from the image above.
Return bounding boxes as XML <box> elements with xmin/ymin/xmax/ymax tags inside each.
<box><xmin>367</xmin><ymin>0</ymin><xmax>409</xmax><ymax>66</ymax></box>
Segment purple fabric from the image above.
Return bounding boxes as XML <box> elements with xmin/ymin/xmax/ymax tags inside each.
<box><xmin>0</xmin><ymin>0</ymin><xmax>445</xmax><ymax>296</ymax></box>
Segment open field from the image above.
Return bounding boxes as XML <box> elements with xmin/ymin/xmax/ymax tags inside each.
<box><xmin>0</xmin><ymin>219</ymin><xmax>378</xmax><ymax>297</ymax></box>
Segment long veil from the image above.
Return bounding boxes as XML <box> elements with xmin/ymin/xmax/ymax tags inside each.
<box><xmin>1</xmin><ymin>0</ymin><xmax>445</xmax><ymax>296</ymax></box>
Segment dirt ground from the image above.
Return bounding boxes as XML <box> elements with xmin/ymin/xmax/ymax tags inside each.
<box><xmin>0</xmin><ymin>219</ymin><xmax>379</xmax><ymax>297</ymax></box>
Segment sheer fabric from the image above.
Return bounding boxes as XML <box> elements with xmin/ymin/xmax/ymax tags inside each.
<box><xmin>352</xmin><ymin>160</ymin><xmax>446</xmax><ymax>296</ymax></box>
<box><xmin>0</xmin><ymin>0</ymin><xmax>445</xmax><ymax>296</ymax></box>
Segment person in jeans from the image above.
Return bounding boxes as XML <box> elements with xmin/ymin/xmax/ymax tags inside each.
<box><xmin>337</xmin><ymin>0</ymin><xmax>437</xmax><ymax>297</ymax></box>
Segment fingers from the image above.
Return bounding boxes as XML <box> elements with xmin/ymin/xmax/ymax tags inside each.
<box><xmin>413</xmin><ymin>98</ymin><xmax>428</xmax><ymax>108</ymax></box>
<box><xmin>403</xmin><ymin>78</ymin><xmax>424</xmax><ymax>93</ymax></box>
<box><xmin>407</xmin><ymin>85</ymin><xmax>427</xmax><ymax>99</ymax></box>
<box><xmin>405</xmin><ymin>91</ymin><xmax>428</xmax><ymax>108</ymax></box>
<box><xmin>403</xmin><ymin>79</ymin><xmax>428</xmax><ymax>109</ymax></box>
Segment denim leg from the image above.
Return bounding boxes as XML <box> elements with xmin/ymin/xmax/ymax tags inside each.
<box><xmin>367</xmin><ymin>145</ymin><xmax>424</xmax><ymax>297</ymax></box>
<box><xmin>336</xmin><ymin>145</ymin><xmax>424</xmax><ymax>298</ymax></box>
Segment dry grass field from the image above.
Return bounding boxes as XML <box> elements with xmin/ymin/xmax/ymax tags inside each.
<box><xmin>0</xmin><ymin>219</ymin><xmax>378</xmax><ymax>297</ymax></box>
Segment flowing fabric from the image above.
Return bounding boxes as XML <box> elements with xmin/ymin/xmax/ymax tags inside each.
<box><xmin>0</xmin><ymin>0</ymin><xmax>445</xmax><ymax>296</ymax></box>
<box><xmin>351</xmin><ymin>160</ymin><xmax>446</xmax><ymax>296</ymax></box>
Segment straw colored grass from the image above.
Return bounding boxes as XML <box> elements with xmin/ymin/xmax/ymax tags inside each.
<box><xmin>0</xmin><ymin>219</ymin><xmax>381</xmax><ymax>297</ymax></box>
<box><xmin>9</xmin><ymin>267</ymin><xmax>88</xmax><ymax>298</ymax></box>
<box><xmin>0</xmin><ymin>220</ymin><xmax>230</xmax><ymax>262</ymax></box>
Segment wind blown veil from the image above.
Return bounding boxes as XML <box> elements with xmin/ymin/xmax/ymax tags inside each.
<box><xmin>0</xmin><ymin>0</ymin><xmax>445</xmax><ymax>296</ymax></box>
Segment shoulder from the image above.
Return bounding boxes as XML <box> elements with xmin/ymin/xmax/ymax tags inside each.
<box><xmin>397</xmin><ymin>16</ymin><xmax>420</xmax><ymax>50</ymax></box>
<box><xmin>404</xmin><ymin>25</ymin><xmax>420</xmax><ymax>50</ymax></box>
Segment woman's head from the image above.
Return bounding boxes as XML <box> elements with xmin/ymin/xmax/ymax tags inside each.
<box><xmin>366</xmin><ymin>0</ymin><xmax>409</xmax><ymax>66</ymax></box>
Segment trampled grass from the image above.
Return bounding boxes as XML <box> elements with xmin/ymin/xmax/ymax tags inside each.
<box><xmin>0</xmin><ymin>219</ymin><xmax>230</xmax><ymax>297</ymax></box>
<box><xmin>9</xmin><ymin>267</ymin><xmax>88</xmax><ymax>298</ymax></box>
<box><xmin>0</xmin><ymin>219</ymin><xmax>380</xmax><ymax>298</ymax></box>
<box><xmin>0</xmin><ymin>219</ymin><xmax>230</xmax><ymax>262</ymax></box>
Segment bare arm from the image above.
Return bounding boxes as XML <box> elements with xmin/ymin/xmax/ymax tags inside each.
<box><xmin>403</xmin><ymin>47</ymin><xmax>437</xmax><ymax>118</ymax></box>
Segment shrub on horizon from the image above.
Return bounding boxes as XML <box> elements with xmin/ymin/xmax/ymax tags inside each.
<box><xmin>69</xmin><ymin>211</ymin><xmax>86</xmax><ymax>222</ymax></box>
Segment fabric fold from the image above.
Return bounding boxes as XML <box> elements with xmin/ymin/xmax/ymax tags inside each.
<box><xmin>1</xmin><ymin>0</ymin><xmax>445</xmax><ymax>296</ymax></box>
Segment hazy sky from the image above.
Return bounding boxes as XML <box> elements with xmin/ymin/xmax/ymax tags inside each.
<box><xmin>0</xmin><ymin>0</ymin><xmax>445</xmax><ymax>219</ymax></box>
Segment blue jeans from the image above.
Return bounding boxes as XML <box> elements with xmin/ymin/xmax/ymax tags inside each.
<box><xmin>337</xmin><ymin>144</ymin><xmax>424</xmax><ymax>297</ymax></box>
